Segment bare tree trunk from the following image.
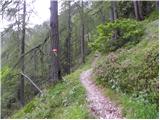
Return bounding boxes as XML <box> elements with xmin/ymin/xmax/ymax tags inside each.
<box><xmin>110</xmin><ymin>2</ymin><xmax>114</xmax><ymax>22</ymax></box>
<box><xmin>133</xmin><ymin>1</ymin><xmax>144</xmax><ymax>20</ymax></box>
<box><xmin>155</xmin><ymin>1</ymin><xmax>159</xmax><ymax>10</ymax></box>
<box><xmin>110</xmin><ymin>1</ymin><xmax>117</xmax><ymax>21</ymax></box>
<box><xmin>34</xmin><ymin>50</ymin><xmax>37</xmax><ymax>76</ymax></box>
<box><xmin>99</xmin><ymin>9</ymin><xmax>105</xmax><ymax>24</ymax></box>
<box><xmin>110</xmin><ymin>1</ymin><xmax>118</xmax><ymax>40</ymax></box>
<box><xmin>137</xmin><ymin>1</ymin><xmax>144</xmax><ymax>20</ymax></box>
<box><xmin>145</xmin><ymin>1</ymin><xmax>150</xmax><ymax>14</ymax></box>
<box><xmin>19</xmin><ymin>0</ymin><xmax>26</xmax><ymax>106</ymax></box>
<box><xmin>65</xmin><ymin>1</ymin><xmax>71</xmax><ymax>74</ymax></box>
<box><xmin>50</xmin><ymin>0</ymin><xmax>61</xmax><ymax>81</ymax></box>
<box><xmin>133</xmin><ymin>1</ymin><xmax>139</xmax><ymax>20</ymax></box>
<box><xmin>81</xmin><ymin>0</ymin><xmax>85</xmax><ymax>63</ymax></box>
<box><xmin>40</xmin><ymin>49</ymin><xmax>44</xmax><ymax>77</ymax></box>
<box><xmin>112</xmin><ymin>1</ymin><xmax>118</xmax><ymax>20</ymax></box>
<box><xmin>86</xmin><ymin>26</ymin><xmax>90</xmax><ymax>55</ymax></box>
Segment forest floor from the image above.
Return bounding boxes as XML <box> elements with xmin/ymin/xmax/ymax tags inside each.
<box><xmin>80</xmin><ymin>54</ymin><xmax>122</xmax><ymax>119</ymax></box>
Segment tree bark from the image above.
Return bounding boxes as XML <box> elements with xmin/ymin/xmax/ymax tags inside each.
<box><xmin>137</xmin><ymin>1</ymin><xmax>144</xmax><ymax>20</ymax></box>
<box><xmin>50</xmin><ymin>0</ymin><xmax>61</xmax><ymax>81</ymax></box>
<box><xmin>110</xmin><ymin>2</ymin><xmax>114</xmax><ymax>21</ymax></box>
<box><xmin>155</xmin><ymin>1</ymin><xmax>159</xmax><ymax>10</ymax></box>
<box><xmin>133</xmin><ymin>1</ymin><xmax>144</xmax><ymax>20</ymax></box>
<box><xmin>112</xmin><ymin>1</ymin><xmax>118</xmax><ymax>20</ymax></box>
<box><xmin>19</xmin><ymin>0</ymin><xmax>26</xmax><ymax>106</ymax></box>
<box><xmin>146</xmin><ymin>1</ymin><xmax>151</xmax><ymax>14</ymax></box>
<box><xmin>110</xmin><ymin>1</ymin><xmax>117</xmax><ymax>21</ymax></box>
<box><xmin>133</xmin><ymin>1</ymin><xmax>139</xmax><ymax>20</ymax></box>
<box><xmin>65</xmin><ymin>1</ymin><xmax>71</xmax><ymax>74</ymax></box>
<box><xmin>81</xmin><ymin>0</ymin><xmax>85</xmax><ymax>63</ymax></box>
<box><xmin>34</xmin><ymin>50</ymin><xmax>37</xmax><ymax>76</ymax></box>
<box><xmin>40</xmin><ymin>49</ymin><xmax>44</xmax><ymax>77</ymax></box>
<box><xmin>110</xmin><ymin>1</ymin><xmax>118</xmax><ymax>40</ymax></box>
<box><xmin>100</xmin><ymin>10</ymin><xmax>106</xmax><ymax>24</ymax></box>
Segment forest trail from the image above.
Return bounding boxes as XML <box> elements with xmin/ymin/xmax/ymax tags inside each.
<box><xmin>80</xmin><ymin>55</ymin><xmax>122</xmax><ymax>119</ymax></box>
<box><xmin>80</xmin><ymin>69</ymin><xmax>122</xmax><ymax>119</ymax></box>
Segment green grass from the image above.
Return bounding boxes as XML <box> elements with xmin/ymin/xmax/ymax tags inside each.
<box><xmin>96</xmin><ymin>84</ymin><xmax>158</xmax><ymax>119</ymax></box>
<box><xmin>11</xmin><ymin>54</ymin><xmax>94</xmax><ymax>119</ymax></box>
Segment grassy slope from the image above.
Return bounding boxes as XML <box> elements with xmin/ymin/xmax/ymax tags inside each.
<box><xmin>11</xmin><ymin>54</ymin><xmax>95</xmax><ymax>119</ymax></box>
<box><xmin>93</xmin><ymin>19</ymin><xmax>159</xmax><ymax>119</ymax></box>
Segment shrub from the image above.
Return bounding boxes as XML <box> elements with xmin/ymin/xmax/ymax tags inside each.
<box><xmin>89</xmin><ymin>19</ymin><xmax>144</xmax><ymax>53</ymax></box>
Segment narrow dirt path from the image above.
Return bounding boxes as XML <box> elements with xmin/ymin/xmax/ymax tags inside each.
<box><xmin>80</xmin><ymin>56</ymin><xmax>122</xmax><ymax>119</ymax></box>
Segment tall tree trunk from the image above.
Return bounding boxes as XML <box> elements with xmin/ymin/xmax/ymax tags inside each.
<box><xmin>133</xmin><ymin>1</ymin><xmax>139</xmax><ymax>20</ymax></box>
<box><xmin>86</xmin><ymin>26</ymin><xmax>90</xmax><ymax>55</ymax></box>
<box><xmin>19</xmin><ymin>0</ymin><xmax>26</xmax><ymax>106</ymax></box>
<box><xmin>81</xmin><ymin>0</ymin><xmax>85</xmax><ymax>63</ymax></box>
<box><xmin>110</xmin><ymin>2</ymin><xmax>114</xmax><ymax>21</ymax></box>
<box><xmin>99</xmin><ymin>9</ymin><xmax>106</xmax><ymax>24</ymax></box>
<box><xmin>133</xmin><ymin>1</ymin><xmax>144</xmax><ymax>20</ymax></box>
<box><xmin>34</xmin><ymin>50</ymin><xmax>37</xmax><ymax>77</ymax></box>
<box><xmin>110</xmin><ymin>1</ymin><xmax>117</xmax><ymax>21</ymax></box>
<box><xmin>112</xmin><ymin>1</ymin><xmax>118</xmax><ymax>20</ymax></box>
<box><xmin>146</xmin><ymin>1</ymin><xmax>151</xmax><ymax>14</ymax></box>
<box><xmin>65</xmin><ymin>1</ymin><xmax>71</xmax><ymax>74</ymax></box>
<box><xmin>40</xmin><ymin>49</ymin><xmax>44</xmax><ymax>77</ymax></box>
<box><xmin>155</xmin><ymin>1</ymin><xmax>159</xmax><ymax>10</ymax></box>
<box><xmin>137</xmin><ymin>1</ymin><xmax>144</xmax><ymax>20</ymax></box>
<box><xmin>50</xmin><ymin>0</ymin><xmax>61</xmax><ymax>81</ymax></box>
<box><xmin>99</xmin><ymin>1</ymin><xmax>106</xmax><ymax>24</ymax></box>
<box><xmin>110</xmin><ymin>1</ymin><xmax>118</xmax><ymax>40</ymax></box>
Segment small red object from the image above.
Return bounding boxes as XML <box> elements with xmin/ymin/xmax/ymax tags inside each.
<box><xmin>52</xmin><ymin>48</ymin><xmax>57</xmax><ymax>52</ymax></box>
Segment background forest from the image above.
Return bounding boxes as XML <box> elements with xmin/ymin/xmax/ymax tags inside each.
<box><xmin>0</xmin><ymin>0</ymin><xmax>159</xmax><ymax>119</ymax></box>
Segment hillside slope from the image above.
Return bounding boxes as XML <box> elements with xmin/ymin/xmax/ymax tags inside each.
<box><xmin>93</xmin><ymin>19</ymin><xmax>159</xmax><ymax>119</ymax></box>
<box><xmin>12</xmin><ymin>20</ymin><xmax>158</xmax><ymax>119</ymax></box>
<box><xmin>11</xmin><ymin>55</ymin><xmax>95</xmax><ymax>119</ymax></box>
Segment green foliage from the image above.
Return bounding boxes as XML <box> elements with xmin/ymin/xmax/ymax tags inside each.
<box><xmin>89</xmin><ymin>19</ymin><xmax>144</xmax><ymax>53</ymax></box>
<box><xmin>146</xmin><ymin>10</ymin><xmax>159</xmax><ymax>22</ymax></box>
<box><xmin>1</xmin><ymin>30</ymin><xmax>19</xmax><ymax>67</ymax></box>
<box><xmin>122</xmin><ymin>99</ymin><xmax>158</xmax><ymax>119</ymax></box>
<box><xmin>117</xmin><ymin>1</ymin><xmax>134</xmax><ymax>18</ymax></box>
<box><xmin>1</xmin><ymin>66</ymin><xmax>20</xmax><ymax>118</ymax></box>
<box><xmin>1</xmin><ymin>22</ymin><xmax>52</xmax><ymax>118</ymax></box>
<box><xmin>97</xmin><ymin>85</ymin><xmax>158</xmax><ymax>119</ymax></box>
<box><xmin>93</xmin><ymin>20</ymin><xmax>159</xmax><ymax>118</ymax></box>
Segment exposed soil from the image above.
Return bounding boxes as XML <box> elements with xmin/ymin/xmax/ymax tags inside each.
<box><xmin>80</xmin><ymin>69</ymin><xmax>122</xmax><ymax>119</ymax></box>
